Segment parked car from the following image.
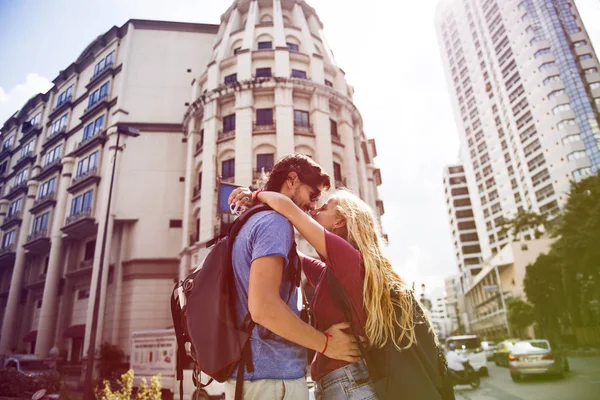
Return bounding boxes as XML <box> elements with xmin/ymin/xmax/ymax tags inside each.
<box><xmin>494</xmin><ymin>339</ymin><xmax>520</xmax><ymax>367</ymax></box>
<box><xmin>481</xmin><ymin>341</ymin><xmax>497</xmax><ymax>361</ymax></box>
<box><xmin>445</xmin><ymin>335</ymin><xmax>488</xmax><ymax>376</ymax></box>
<box><xmin>508</xmin><ymin>340</ymin><xmax>569</xmax><ymax>381</ymax></box>
<box><xmin>3</xmin><ymin>356</ymin><xmax>56</xmax><ymax>377</ymax></box>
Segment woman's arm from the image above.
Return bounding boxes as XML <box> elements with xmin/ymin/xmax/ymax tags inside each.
<box><xmin>256</xmin><ymin>191</ymin><xmax>329</xmax><ymax>259</ymax></box>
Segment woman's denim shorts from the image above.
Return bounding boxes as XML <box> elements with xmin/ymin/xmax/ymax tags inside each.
<box><xmin>314</xmin><ymin>359</ymin><xmax>378</xmax><ymax>400</ymax></box>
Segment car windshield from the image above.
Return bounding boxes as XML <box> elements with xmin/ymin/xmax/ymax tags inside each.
<box><xmin>484</xmin><ymin>341</ymin><xmax>496</xmax><ymax>347</ymax></box>
<box><xmin>19</xmin><ymin>360</ymin><xmax>53</xmax><ymax>372</ymax></box>
<box><xmin>447</xmin><ymin>337</ymin><xmax>481</xmax><ymax>350</ymax></box>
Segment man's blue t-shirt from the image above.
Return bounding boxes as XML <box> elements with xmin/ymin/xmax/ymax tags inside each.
<box><xmin>230</xmin><ymin>210</ymin><xmax>307</xmax><ymax>380</ymax></box>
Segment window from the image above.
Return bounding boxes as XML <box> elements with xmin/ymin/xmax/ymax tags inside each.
<box><xmin>169</xmin><ymin>220</ymin><xmax>183</xmax><ymax>228</ymax></box>
<box><xmin>56</xmin><ymin>85</ymin><xmax>74</xmax><ymax>107</ymax></box>
<box><xmin>70</xmin><ymin>190</ymin><xmax>94</xmax><ymax>216</ymax></box>
<box><xmin>233</xmin><ymin>47</ymin><xmax>242</xmax><ymax>55</ymax></box>
<box><xmin>562</xmin><ymin>134</ymin><xmax>581</xmax><ymax>145</ymax></box>
<box><xmin>2</xmin><ymin>230</ymin><xmax>16</xmax><ymax>248</ymax></box>
<box><xmin>93</xmin><ymin>50</ymin><xmax>115</xmax><ymax>77</ymax></box>
<box><xmin>287</xmin><ymin>42</ymin><xmax>299</xmax><ymax>52</ymax></box>
<box><xmin>222</xmin><ymin>159</ymin><xmax>235</xmax><ymax>179</ymax></box>
<box><xmin>256</xmin><ymin>109</ymin><xmax>273</xmax><ymax>125</ymax></box>
<box><xmin>84</xmin><ymin>241</ymin><xmax>95</xmax><ymax>260</ymax></box>
<box><xmin>330</xmin><ymin>119</ymin><xmax>338</xmax><ymax>137</ymax></box>
<box><xmin>88</xmin><ymin>82</ymin><xmax>110</xmax><ymax>108</ymax></box>
<box><xmin>224</xmin><ymin>73</ymin><xmax>237</xmax><ymax>84</ymax></box>
<box><xmin>76</xmin><ymin>151</ymin><xmax>99</xmax><ymax>177</ymax></box>
<box><xmin>557</xmin><ymin>119</ymin><xmax>576</xmax><ymax>130</ymax></box>
<box><xmin>333</xmin><ymin>162</ymin><xmax>343</xmax><ymax>182</ymax></box>
<box><xmin>223</xmin><ymin>114</ymin><xmax>236</xmax><ymax>132</ymax></box>
<box><xmin>539</xmin><ymin>62</ymin><xmax>556</xmax><ymax>71</ymax></box>
<box><xmin>573</xmin><ymin>167</ymin><xmax>593</xmax><ymax>182</ymax></box>
<box><xmin>567</xmin><ymin>151</ymin><xmax>586</xmax><ymax>161</ymax></box>
<box><xmin>291</xmin><ymin>69</ymin><xmax>307</xmax><ymax>79</ymax></box>
<box><xmin>325</xmin><ymin>79</ymin><xmax>333</xmax><ymax>87</ymax></box>
<box><xmin>14</xmin><ymin>169</ymin><xmax>28</xmax><ymax>185</ymax></box>
<box><xmin>7</xmin><ymin>198</ymin><xmax>22</xmax><ymax>217</ymax></box>
<box><xmin>2</xmin><ymin>136</ymin><xmax>14</xmax><ymax>150</ymax></box>
<box><xmin>31</xmin><ymin>212</ymin><xmax>50</xmax><ymax>234</ymax></box>
<box><xmin>584</xmin><ymin>68</ymin><xmax>598</xmax><ymax>75</ymax></box>
<box><xmin>44</xmin><ymin>144</ymin><xmax>62</xmax><ymax>166</ymax></box>
<box><xmin>552</xmin><ymin>104</ymin><xmax>571</xmax><ymax>114</ymax></box>
<box><xmin>256</xmin><ymin>154</ymin><xmax>274</xmax><ymax>172</ymax></box>
<box><xmin>50</xmin><ymin>113</ymin><xmax>69</xmax><ymax>135</ymax></box>
<box><xmin>38</xmin><ymin>177</ymin><xmax>56</xmax><ymax>199</ymax></box>
<box><xmin>257</xmin><ymin>41</ymin><xmax>273</xmax><ymax>50</ymax></box>
<box><xmin>78</xmin><ymin>288</ymin><xmax>90</xmax><ymax>300</ymax></box>
<box><xmin>294</xmin><ymin>110</ymin><xmax>309</xmax><ymax>127</ymax></box>
<box><xmin>548</xmin><ymin>89</ymin><xmax>565</xmax><ymax>100</ymax></box>
<box><xmin>21</xmin><ymin>140</ymin><xmax>35</xmax><ymax>157</ymax></box>
<box><xmin>28</xmin><ymin>113</ymin><xmax>41</xmax><ymax>127</ymax></box>
<box><xmin>579</xmin><ymin>54</ymin><xmax>592</xmax><ymax>61</ymax></box>
<box><xmin>0</xmin><ymin>161</ymin><xmax>7</xmax><ymax>176</ymax></box>
<box><xmin>574</xmin><ymin>40</ymin><xmax>587</xmax><ymax>47</ymax></box>
<box><xmin>534</xmin><ymin>48</ymin><xmax>551</xmax><ymax>58</ymax></box>
<box><xmin>82</xmin><ymin>115</ymin><xmax>105</xmax><ymax>141</ymax></box>
<box><xmin>590</xmin><ymin>82</ymin><xmax>600</xmax><ymax>90</ymax></box>
<box><xmin>256</xmin><ymin>68</ymin><xmax>272</xmax><ymax>78</ymax></box>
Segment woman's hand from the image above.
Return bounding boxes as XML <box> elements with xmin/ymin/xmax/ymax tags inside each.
<box><xmin>228</xmin><ymin>187</ymin><xmax>255</xmax><ymax>211</ymax></box>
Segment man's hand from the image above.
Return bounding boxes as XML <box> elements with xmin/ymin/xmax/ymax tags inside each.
<box><xmin>323</xmin><ymin>322</ymin><xmax>364</xmax><ymax>363</ymax></box>
<box><xmin>228</xmin><ymin>187</ymin><xmax>254</xmax><ymax>210</ymax></box>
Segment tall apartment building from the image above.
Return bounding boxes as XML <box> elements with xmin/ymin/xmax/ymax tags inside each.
<box><xmin>0</xmin><ymin>0</ymin><xmax>383</xmax><ymax>371</ymax></box>
<box><xmin>436</xmin><ymin>0</ymin><xmax>600</xmax><ymax>260</ymax></box>
<box><xmin>178</xmin><ymin>0</ymin><xmax>383</xmax><ymax>275</ymax></box>
<box><xmin>443</xmin><ymin>163</ymin><xmax>483</xmax><ymax>288</ymax></box>
<box><xmin>0</xmin><ymin>19</ymin><xmax>220</xmax><ymax>360</ymax></box>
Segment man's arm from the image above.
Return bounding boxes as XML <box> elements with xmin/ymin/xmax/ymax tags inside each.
<box><xmin>248</xmin><ymin>255</ymin><xmax>361</xmax><ymax>363</ymax></box>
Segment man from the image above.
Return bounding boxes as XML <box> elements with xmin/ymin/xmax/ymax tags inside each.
<box><xmin>225</xmin><ymin>154</ymin><xmax>361</xmax><ymax>400</ymax></box>
<box><xmin>446</xmin><ymin>342</ymin><xmax>468</xmax><ymax>380</ymax></box>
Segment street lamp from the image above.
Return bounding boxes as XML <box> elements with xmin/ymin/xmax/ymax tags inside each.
<box><xmin>83</xmin><ymin>125</ymin><xmax>140</xmax><ymax>400</ymax></box>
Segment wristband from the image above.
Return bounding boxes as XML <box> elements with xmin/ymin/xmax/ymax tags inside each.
<box><xmin>252</xmin><ymin>190</ymin><xmax>264</xmax><ymax>202</ymax></box>
<box><xmin>320</xmin><ymin>333</ymin><xmax>333</xmax><ymax>354</ymax></box>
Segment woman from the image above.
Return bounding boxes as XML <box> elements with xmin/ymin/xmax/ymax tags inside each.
<box><xmin>229</xmin><ymin>188</ymin><xmax>434</xmax><ymax>399</ymax></box>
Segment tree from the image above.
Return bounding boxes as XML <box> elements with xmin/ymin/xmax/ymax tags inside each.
<box><xmin>498</xmin><ymin>210</ymin><xmax>548</xmax><ymax>240</ymax></box>
<box><xmin>506</xmin><ymin>298</ymin><xmax>536</xmax><ymax>338</ymax></box>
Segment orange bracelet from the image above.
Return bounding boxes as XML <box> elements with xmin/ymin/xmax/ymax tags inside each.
<box><xmin>320</xmin><ymin>333</ymin><xmax>333</xmax><ymax>354</ymax></box>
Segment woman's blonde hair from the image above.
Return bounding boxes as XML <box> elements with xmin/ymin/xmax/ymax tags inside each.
<box><xmin>331</xmin><ymin>190</ymin><xmax>435</xmax><ymax>351</ymax></box>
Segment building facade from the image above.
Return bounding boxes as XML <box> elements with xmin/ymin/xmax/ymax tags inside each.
<box><xmin>436</xmin><ymin>0</ymin><xmax>600</xmax><ymax>260</ymax></box>
<box><xmin>178</xmin><ymin>0</ymin><xmax>383</xmax><ymax>275</ymax></box>
<box><xmin>0</xmin><ymin>0</ymin><xmax>383</xmax><ymax>372</ymax></box>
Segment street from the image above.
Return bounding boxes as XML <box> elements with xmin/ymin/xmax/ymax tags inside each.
<box><xmin>454</xmin><ymin>357</ymin><xmax>600</xmax><ymax>400</ymax></box>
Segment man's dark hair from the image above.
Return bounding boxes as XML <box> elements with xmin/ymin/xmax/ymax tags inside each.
<box><xmin>264</xmin><ymin>153</ymin><xmax>331</xmax><ymax>192</ymax></box>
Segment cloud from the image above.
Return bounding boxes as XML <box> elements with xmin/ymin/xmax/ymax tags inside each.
<box><xmin>0</xmin><ymin>73</ymin><xmax>52</xmax><ymax>124</ymax></box>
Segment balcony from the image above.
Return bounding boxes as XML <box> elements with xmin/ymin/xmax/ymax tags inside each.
<box><xmin>86</xmin><ymin>62</ymin><xmax>115</xmax><ymax>89</ymax></box>
<box><xmin>221</xmin><ymin>176</ymin><xmax>235</xmax><ymax>184</ymax></box>
<box><xmin>68</xmin><ymin>167</ymin><xmax>101</xmax><ymax>194</ymax></box>
<box><xmin>192</xmin><ymin>186</ymin><xmax>202</xmax><ymax>201</ymax></box>
<box><xmin>195</xmin><ymin>142</ymin><xmax>203</xmax><ymax>156</ymax></box>
<box><xmin>1</xmin><ymin>211</ymin><xmax>22</xmax><ymax>230</ymax></box>
<box><xmin>80</xmin><ymin>96</ymin><xmax>109</xmax><ymax>122</ymax></box>
<box><xmin>5</xmin><ymin>182</ymin><xmax>28</xmax><ymax>201</ymax></box>
<box><xmin>0</xmin><ymin>243</ymin><xmax>16</xmax><ymax>268</ymax></box>
<box><xmin>0</xmin><ymin>146</ymin><xmax>13</xmax><ymax>161</ymax></box>
<box><xmin>67</xmin><ymin>258</ymin><xmax>94</xmax><ymax>278</ymax></box>
<box><xmin>253</xmin><ymin>121</ymin><xmax>276</xmax><ymax>134</ymax></box>
<box><xmin>20</xmin><ymin>123</ymin><xmax>42</xmax><ymax>143</ymax></box>
<box><xmin>374</xmin><ymin>168</ymin><xmax>382</xmax><ymax>186</ymax></box>
<box><xmin>376</xmin><ymin>199</ymin><xmax>385</xmax><ymax>216</ymax></box>
<box><xmin>331</xmin><ymin>133</ymin><xmax>343</xmax><ymax>146</ymax></box>
<box><xmin>294</xmin><ymin>123</ymin><xmax>314</xmax><ymax>137</ymax></box>
<box><xmin>48</xmin><ymin>97</ymin><xmax>73</xmax><ymax>121</ymax></box>
<box><xmin>217</xmin><ymin>129</ymin><xmax>235</xmax><ymax>142</ymax></box>
<box><xmin>62</xmin><ymin>208</ymin><xmax>97</xmax><ymax>239</ymax></box>
<box><xmin>72</xmin><ymin>131</ymin><xmax>107</xmax><ymax>158</ymax></box>
<box><xmin>13</xmin><ymin>150</ymin><xmax>36</xmax><ymax>171</ymax></box>
<box><xmin>30</xmin><ymin>192</ymin><xmax>57</xmax><ymax>214</ymax></box>
<box><xmin>35</xmin><ymin>159</ymin><xmax>62</xmax><ymax>182</ymax></box>
<box><xmin>42</xmin><ymin>126</ymin><xmax>68</xmax><ymax>150</ymax></box>
<box><xmin>23</xmin><ymin>229</ymin><xmax>50</xmax><ymax>254</ymax></box>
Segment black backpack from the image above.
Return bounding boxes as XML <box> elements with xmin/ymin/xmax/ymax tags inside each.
<box><xmin>170</xmin><ymin>205</ymin><xmax>299</xmax><ymax>400</ymax></box>
<box><xmin>327</xmin><ymin>271</ymin><xmax>455</xmax><ymax>400</ymax></box>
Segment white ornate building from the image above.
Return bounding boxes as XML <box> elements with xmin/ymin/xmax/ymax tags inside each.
<box><xmin>179</xmin><ymin>0</ymin><xmax>384</xmax><ymax>275</ymax></box>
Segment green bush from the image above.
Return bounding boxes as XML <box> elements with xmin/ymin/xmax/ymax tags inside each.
<box><xmin>0</xmin><ymin>367</ymin><xmax>63</xmax><ymax>397</ymax></box>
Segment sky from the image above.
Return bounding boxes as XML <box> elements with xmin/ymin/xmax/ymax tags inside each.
<box><xmin>1</xmin><ymin>0</ymin><xmax>599</xmax><ymax>297</ymax></box>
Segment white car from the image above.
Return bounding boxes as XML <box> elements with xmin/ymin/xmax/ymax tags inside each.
<box><xmin>446</xmin><ymin>335</ymin><xmax>488</xmax><ymax>376</ymax></box>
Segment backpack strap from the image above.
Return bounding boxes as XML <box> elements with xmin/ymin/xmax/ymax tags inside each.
<box><xmin>170</xmin><ymin>283</ymin><xmax>188</xmax><ymax>400</ymax></box>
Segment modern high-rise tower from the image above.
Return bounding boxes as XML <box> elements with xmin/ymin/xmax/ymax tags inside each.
<box><xmin>436</xmin><ymin>0</ymin><xmax>600</xmax><ymax>259</ymax></box>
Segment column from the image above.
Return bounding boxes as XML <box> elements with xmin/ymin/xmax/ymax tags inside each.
<box><xmin>199</xmin><ymin>101</ymin><xmax>219</xmax><ymax>243</ymax></box>
<box><xmin>273</xmin><ymin>0</ymin><xmax>290</xmax><ymax>78</ymax></box>
<box><xmin>111</xmin><ymin>225</ymin><xmax>124</xmax><ymax>344</ymax></box>
<box><xmin>95</xmin><ymin>214</ymin><xmax>115</xmax><ymax>345</ymax></box>
<box><xmin>339</xmin><ymin>110</ymin><xmax>358</xmax><ymax>193</ymax></box>
<box><xmin>53</xmin><ymin>244</ymin><xmax>72</xmax><ymax>353</ymax></box>
<box><xmin>35</xmin><ymin>157</ymin><xmax>75</xmax><ymax>357</ymax></box>
<box><xmin>237</xmin><ymin>0</ymin><xmax>258</xmax><ymax>81</ymax></box>
<box><xmin>292</xmin><ymin>4</ymin><xmax>321</xmax><ymax>81</ymax></box>
<box><xmin>179</xmin><ymin>125</ymin><xmax>198</xmax><ymax>280</ymax></box>
<box><xmin>356</xmin><ymin>135</ymin><xmax>371</xmax><ymax>204</ymax></box>
<box><xmin>0</xmin><ymin>180</ymin><xmax>40</xmax><ymax>354</ymax></box>
<box><xmin>275</xmin><ymin>86</ymin><xmax>295</xmax><ymax>157</ymax></box>
<box><xmin>311</xmin><ymin>92</ymin><xmax>334</xmax><ymax>177</ymax></box>
<box><xmin>235</xmin><ymin>90</ymin><xmax>254</xmax><ymax>187</ymax></box>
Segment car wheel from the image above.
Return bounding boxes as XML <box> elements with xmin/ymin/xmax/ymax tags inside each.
<box><xmin>510</xmin><ymin>371</ymin><xmax>520</xmax><ymax>382</ymax></box>
<box><xmin>480</xmin><ymin>367</ymin><xmax>489</xmax><ymax>377</ymax></box>
<box><xmin>564</xmin><ymin>359</ymin><xmax>570</xmax><ymax>373</ymax></box>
